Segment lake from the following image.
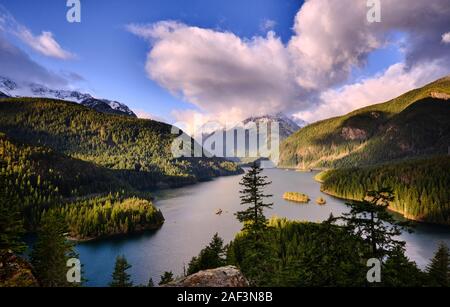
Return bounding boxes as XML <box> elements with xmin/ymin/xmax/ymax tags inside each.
<box><xmin>76</xmin><ymin>169</ymin><xmax>450</xmax><ymax>286</ymax></box>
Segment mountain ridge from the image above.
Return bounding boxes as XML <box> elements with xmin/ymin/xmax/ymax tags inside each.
<box><xmin>279</xmin><ymin>75</ymin><xmax>450</xmax><ymax>168</ymax></box>
<box><xmin>0</xmin><ymin>76</ymin><xmax>137</xmax><ymax>117</ymax></box>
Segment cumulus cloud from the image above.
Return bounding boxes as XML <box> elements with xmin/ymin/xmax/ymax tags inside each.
<box><xmin>129</xmin><ymin>22</ymin><xmax>300</xmax><ymax>121</ymax></box>
<box><xmin>0</xmin><ymin>6</ymin><xmax>75</xmax><ymax>60</ymax></box>
<box><xmin>128</xmin><ymin>0</ymin><xmax>450</xmax><ymax>124</ymax></box>
<box><xmin>289</xmin><ymin>0</ymin><xmax>450</xmax><ymax>90</ymax></box>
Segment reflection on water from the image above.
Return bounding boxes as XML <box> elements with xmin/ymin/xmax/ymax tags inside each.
<box><xmin>76</xmin><ymin>169</ymin><xmax>450</xmax><ymax>286</ymax></box>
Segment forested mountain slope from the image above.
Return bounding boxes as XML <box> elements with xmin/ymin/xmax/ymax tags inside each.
<box><xmin>0</xmin><ymin>133</ymin><xmax>166</xmax><ymax>232</ymax></box>
<box><xmin>280</xmin><ymin>76</ymin><xmax>450</xmax><ymax>168</ymax></box>
<box><xmin>0</xmin><ymin>97</ymin><xmax>242</xmax><ymax>189</ymax></box>
<box><xmin>318</xmin><ymin>156</ymin><xmax>450</xmax><ymax>225</ymax></box>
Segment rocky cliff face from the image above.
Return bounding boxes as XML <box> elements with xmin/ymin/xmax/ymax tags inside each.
<box><xmin>163</xmin><ymin>266</ymin><xmax>249</xmax><ymax>287</ymax></box>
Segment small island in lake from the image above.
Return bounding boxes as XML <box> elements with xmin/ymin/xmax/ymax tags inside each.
<box><xmin>316</xmin><ymin>197</ymin><xmax>327</xmax><ymax>205</ymax></box>
<box><xmin>283</xmin><ymin>192</ymin><xmax>310</xmax><ymax>203</ymax></box>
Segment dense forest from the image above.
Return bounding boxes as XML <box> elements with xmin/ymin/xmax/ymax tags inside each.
<box><xmin>47</xmin><ymin>195</ymin><xmax>164</xmax><ymax>240</ymax></box>
<box><xmin>0</xmin><ymin>133</ymin><xmax>164</xmax><ymax>237</ymax></box>
<box><xmin>279</xmin><ymin>76</ymin><xmax>450</xmax><ymax>169</ymax></box>
<box><xmin>0</xmin><ymin>97</ymin><xmax>242</xmax><ymax>190</ymax></box>
<box><xmin>319</xmin><ymin>156</ymin><xmax>450</xmax><ymax>225</ymax></box>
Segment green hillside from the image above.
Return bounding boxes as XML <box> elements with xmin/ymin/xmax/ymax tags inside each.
<box><xmin>0</xmin><ymin>133</ymin><xmax>166</xmax><ymax>234</ymax></box>
<box><xmin>0</xmin><ymin>97</ymin><xmax>242</xmax><ymax>189</ymax></box>
<box><xmin>319</xmin><ymin>156</ymin><xmax>450</xmax><ymax>225</ymax></box>
<box><xmin>279</xmin><ymin>76</ymin><xmax>450</xmax><ymax>168</ymax></box>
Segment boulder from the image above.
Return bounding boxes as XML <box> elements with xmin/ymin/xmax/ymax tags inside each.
<box><xmin>162</xmin><ymin>266</ymin><xmax>249</xmax><ymax>287</ymax></box>
<box><xmin>0</xmin><ymin>252</ymin><xmax>39</xmax><ymax>287</ymax></box>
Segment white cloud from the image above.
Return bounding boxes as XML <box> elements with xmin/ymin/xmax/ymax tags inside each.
<box><xmin>443</xmin><ymin>32</ymin><xmax>450</xmax><ymax>44</ymax></box>
<box><xmin>128</xmin><ymin>0</ymin><xmax>450</xmax><ymax>125</ymax></box>
<box><xmin>16</xmin><ymin>28</ymin><xmax>74</xmax><ymax>60</ymax></box>
<box><xmin>288</xmin><ymin>0</ymin><xmax>450</xmax><ymax>90</ymax></box>
<box><xmin>129</xmin><ymin>22</ymin><xmax>299</xmax><ymax>123</ymax></box>
<box><xmin>0</xmin><ymin>35</ymin><xmax>69</xmax><ymax>87</ymax></box>
<box><xmin>294</xmin><ymin>61</ymin><xmax>450</xmax><ymax>123</ymax></box>
<box><xmin>0</xmin><ymin>7</ymin><xmax>74</xmax><ymax>60</ymax></box>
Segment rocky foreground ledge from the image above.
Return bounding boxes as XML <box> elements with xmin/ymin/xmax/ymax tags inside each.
<box><xmin>162</xmin><ymin>266</ymin><xmax>249</xmax><ymax>287</ymax></box>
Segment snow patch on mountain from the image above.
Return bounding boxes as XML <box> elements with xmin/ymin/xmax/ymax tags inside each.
<box><xmin>0</xmin><ymin>76</ymin><xmax>136</xmax><ymax>117</ymax></box>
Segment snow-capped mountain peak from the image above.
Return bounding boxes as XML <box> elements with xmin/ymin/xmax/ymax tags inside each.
<box><xmin>241</xmin><ymin>112</ymin><xmax>307</xmax><ymax>139</ymax></box>
<box><xmin>80</xmin><ymin>98</ymin><xmax>136</xmax><ymax>117</ymax></box>
<box><xmin>0</xmin><ymin>76</ymin><xmax>136</xmax><ymax>117</ymax></box>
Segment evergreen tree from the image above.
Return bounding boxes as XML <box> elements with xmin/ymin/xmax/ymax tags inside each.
<box><xmin>30</xmin><ymin>212</ymin><xmax>77</xmax><ymax>287</ymax></box>
<box><xmin>187</xmin><ymin>233</ymin><xmax>226</xmax><ymax>275</ymax></box>
<box><xmin>0</xmin><ymin>188</ymin><xmax>25</xmax><ymax>259</ymax></box>
<box><xmin>159</xmin><ymin>271</ymin><xmax>174</xmax><ymax>285</ymax></box>
<box><xmin>337</xmin><ymin>188</ymin><xmax>411</xmax><ymax>260</ymax></box>
<box><xmin>426</xmin><ymin>243</ymin><xmax>450</xmax><ymax>287</ymax></box>
<box><xmin>109</xmin><ymin>255</ymin><xmax>133</xmax><ymax>287</ymax></box>
<box><xmin>147</xmin><ymin>278</ymin><xmax>154</xmax><ymax>287</ymax></box>
<box><xmin>235</xmin><ymin>162</ymin><xmax>273</xmax><ymax>235</ymax></box>
<box><xmin>382</xmin><ymin>248</ymin><xmax>425</xmax><ymax>287</ymax></box>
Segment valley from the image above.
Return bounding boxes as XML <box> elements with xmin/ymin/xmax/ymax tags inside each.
<box><xmin>1</xmin><ymin>75</ymin><xmax>449</xmax><ymax>287</ymax></box>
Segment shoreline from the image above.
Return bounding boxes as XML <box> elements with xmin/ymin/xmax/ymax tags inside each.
<box><xmin>319</xmin><ymin>188</ymin><xmax>450</xmax><ymax>228</ymax></box>
<box><xmin>67</xmin><ymin>222</ymin><xmax>165</xmax><ymax>243</ymax></box>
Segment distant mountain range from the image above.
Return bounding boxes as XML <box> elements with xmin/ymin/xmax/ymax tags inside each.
<box><xmin>201</xmin><ymin>112</ymin><xmax>307</xmax><ymax>164</ymax></box>
<box><xmin>0</xmin><ymin>76</ymin><xmax>137</xmax><ymax>117</ymax></box>
<box><xmin>241</xmin><ymin>113</ymin><xmax>307</xmax><ymax>140</ymax></box>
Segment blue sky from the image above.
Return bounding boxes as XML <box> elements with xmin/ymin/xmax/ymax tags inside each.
<box><xmin>1</xmin><ymin>0</ymin><xmax>449</xmax><ymax>124</ymax></box>
<box><xmin>1</xmin><ymin>0</ymin><xmax>303</xmax><ymax>120</ymax></box>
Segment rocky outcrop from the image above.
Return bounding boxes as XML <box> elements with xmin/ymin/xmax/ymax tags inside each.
<box><xmin>162</xmin><ymin>266</ymin><xmax>249</xmax><ymax>287</ymax></box>
<box><xmin>341</xmin><ymin>127</ymin><xmax>367</xmax><ymax>141</ymax></box>
<box><xmin>0</xmin><ymin>252</ymin><xmax>39</xmax><ymax>287</ymax></box>
<box><xmin>430</xmin><ymin>91</ymin><xmax>450</xmax><ymax>100</ymax></box>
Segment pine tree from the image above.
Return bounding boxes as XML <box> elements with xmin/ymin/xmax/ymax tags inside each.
<box><xmin>235</xmin><ymin>162</ymin><xmax>273</xmax><ymax>235</ymax></box>
<box><xmin>159</xmin><ymin>271</ymin><xmax>174</xmax><ymax>285</ymax></box>
<box><xmin>0</xmin><ymin>189</ymin><xmax>25</xmax><ymax>258</ymax></box>
<box><xmin>147</xmin><ymin>278</ymin><xmax>154</xmax><ymax>287</ymax></box>
<box><xmin>0</xmin><ymin>183</ymin><xmax>26</xmax><ymax>282</ymax></box>
<box><xmin>426</xmin><ymin>243</ymin><xmax>450</xmax><ymax>287</ymax></box>
<box><xmin>337</xmin><ymin>187</ymin><xmax>411</xmax><ymax>260</ymax></box>
<box><xmin>187</xmin><ymin>233</ymin><xmax>226</xmax><ymax>275</ymax></box>
<box><xmin>30</xmin><ymin>212</ymin><xmax>77</xmax><ymax>287</ymax></box>
<box><xmin>382</xmin><ymin>248</ymin><xmax>425</xmax><ymax>287</ymax></box>
<box><xmin>109</xmin><ymin>255</ymin><xmax>133</xmax><ymax>287</ymax></box>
